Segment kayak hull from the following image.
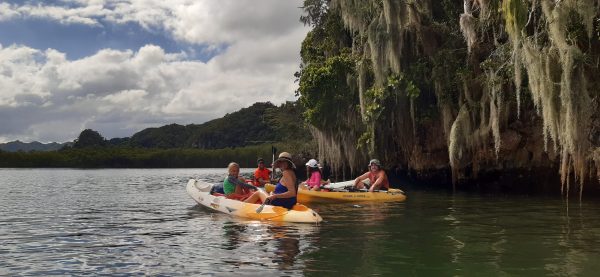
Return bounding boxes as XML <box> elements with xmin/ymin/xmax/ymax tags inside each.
<box><xmin>186</xmin><ymin>179</ymin><xmax>322</xmax><ymax>223</ymax></box>
<box><xmin>297</xmin><ymin>188</ymin><xmax>406</xmax><ymax>203</ymax></box>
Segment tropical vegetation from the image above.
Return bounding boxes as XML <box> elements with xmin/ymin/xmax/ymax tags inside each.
<box><xmin>0</xmin><ymin>102</ymin><xmax>314</xmax><ymax>168</ymax></box>
<box><xmin>296</xmin><ymin>0</ymin><xmax>600</xmax><ymax>195</ymax></box>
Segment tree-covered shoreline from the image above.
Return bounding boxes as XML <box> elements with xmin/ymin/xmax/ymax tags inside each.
<box><xmin>0</xmin><ymin>144</ymin><xmax>290</xmax><ymax>168</ymax></box>
<box><xmin>0</xmin><ymin>101</ymin><xmax>316</xmax><ymax>169</ymax></box>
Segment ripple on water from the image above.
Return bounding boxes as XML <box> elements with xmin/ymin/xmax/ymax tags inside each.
<box><xmin>2</xmin><ymin>169</ymin><xmax>600</xmax><ymax>276</ymax></box>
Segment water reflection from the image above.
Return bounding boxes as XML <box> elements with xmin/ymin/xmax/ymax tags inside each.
<box><xmin>543</xmin><ymin>198</ymin><xmax>597</xmax><ymax>276</ymax></box>
<box><xmin>3</xmin><ymin>169</ymin><xmax>600</xmax><ymax>276</ymax></box>
<box><xmin>269</xmin><ymin>224</ymin><xmax>301</xmax><ymax>269</ymax></box>
<box><xmin>210</xmin><ymin>217</ymin><xmax>320</xmax><ymax>272</ymax></box>
<box><xmin>443</xmin><ymin>194</ymin><xmax>509</xmax><ymax>275</ymax></box>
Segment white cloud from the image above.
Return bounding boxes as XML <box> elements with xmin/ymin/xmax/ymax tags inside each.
<box><xmin>0</xmin><ymin>1</ymin><xmax>307</xmax><ymax>46</ymax></box>
<box><xmin>0</xmin><ymin>3</ymin><xmax>20</xmax><ymax>21</ymax></box>
<box><xmin>0</xmin><ymin>0</ymin><xmax>310</xmax><ymax>143</ymax></box>
<box><xmin>102</xmin><ymin>89</ymin><xmax>147</xmax><ymax>105</ymax></box>
<box><xmin>0</xmin><ymin>2</ymin><xmax>105</xmax><ymax>26</ymax></box>
<box><xmin>0</xmin><ymin>41</ymin><xmax>303</xmax><ymax>142</ymax></box>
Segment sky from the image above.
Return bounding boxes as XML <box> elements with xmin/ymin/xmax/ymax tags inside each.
<box><xmin>0</xmin><ymin>0</ymin><xmax>310</xmax><ymax>143</ymax></box>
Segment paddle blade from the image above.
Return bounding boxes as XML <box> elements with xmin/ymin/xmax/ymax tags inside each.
<box><xmin>256</xmin><ymin>203</ymin><xmax>266</xmax><ymax>213</ymax></box>
<box><xmin>256</xmin><ymin>199</ymin><xmax>270</xmax><ymax>213</ymax></box>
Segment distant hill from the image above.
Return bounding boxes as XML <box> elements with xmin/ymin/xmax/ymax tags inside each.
<box><xmin>0</xmin><ymin>141</ymin><xmax>71</xmax><ymax>152</ymax></box>
<box><xmin>126</xmin><ymin>101</ymin><xmax>307</xmax><ymax>149</ymax></box>
<box><xmin>3</xmin><ymin>102</ymin><xmax>309</xmax><ymax>152</ymax></box>
<box><xmin>0</xmin><ymin>101</ymin><xmax>315</xmax><ymax>168</ymax></box>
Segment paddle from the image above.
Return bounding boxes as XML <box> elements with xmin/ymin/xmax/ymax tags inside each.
<box><xmin>322</xmin><ymin>180</ymin><xmax>354</xmax><ymax>190</ymax></box>
<box><xmin>256</xmin><ymin>146</ymin><xmax>277</xmax><ymax>214</ymax></box>
<box><xmin>322</xmin><ymin>179</ymin><xmax>371</xmax><ymax>190</ymax></box>
<box><xmin>255</xmin><ymin>198</ymin><xmax>271</xmax><ymax>213</ymax></box>
<box><xmin>271</xmin><ymin>145</ymin><xmax>276</xmax><ymax>182</ymax></box>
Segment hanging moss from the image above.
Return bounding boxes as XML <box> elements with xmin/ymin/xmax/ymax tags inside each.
<box><xmin>299</xmin><ymin>0</ymin><xmax>600</xmax><ymax>194</ymax></box>
<box><xmin>502</xmin><ymin>0</ymin><xmax>528</xmax><ymax>39</ymax></box>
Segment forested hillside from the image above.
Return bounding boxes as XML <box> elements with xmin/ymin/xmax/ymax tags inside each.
<box><xmin>0</xmin><ymin>101</ymin><xmax>313</xmax><ymax>168</ymax></box>
<box><xmin>0</xmin><ymin>141</ymin><xmax>70</xmax><ymax>152</ymax></box>
<box><xmin>123</xmin><ymin>102</ymin><xmax>308</xmax><ymax>149</ymax></box>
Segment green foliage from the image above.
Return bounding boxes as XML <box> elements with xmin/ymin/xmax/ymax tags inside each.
<box><xmin>300</xmin><ymin>0</ymin><xmax>329</xmax><ymax>27</ymax></box>
<box><xmin>107</xmin><ymin>137</ymin><xmax>130</xmax><ymax>146</ymax></box>
<box><xmin>0</xmin><ymin>141</ymin><xmax>318</xmax><ymax>169</ymax></box>
<box><xmin>73</xmin><ymin>129</ymin><xmax>106</xmax><ymax>148</ymax></box>
<box><xmin>130</xmin><ymin>124</ymin><xmax>190</xmax><ymax>148</ymax></box>
<box><xmin>297</xmin><ymin>8</ymin><xmax>350</xmax><ymax>68</ymax></box>
<box><xmin>297</xmin><ymin>53</ymin><xmax>357</xmax><ymax>128</ymax></box>
<box><xmin>390</xmin><ymin>74</ymin><xmax>420</xmax><ymax>100</ymax></box>
<box><xmin>0</xmin><ymin>141</ymin><xmax>68</xmax><ymax>152</ymax></box>
<box><xmin>264</xmin><ymin>101</ymin><xmax>309</xmax><ymax>141</ymax></box>
<box><xmin>0</xmin><ymin>102</ymin><xmax>314</xmax><ymax>168</ymax></box>
<box><xmin>0</xmin><ymin>144</ymin><xmax>271</xmax><ymax>168</ymax></box>
<box><xmin>297</xmin><ymin>2</ymin><xmax>359</xmax><ymax>132</ymax></box>
<box><xmin>364</xmin><ymin>86</ymin><xmax>385</xmax><ymax>122</ymax></box>
<box><xmin>126</xmin><ymin>102</ymin><xmax>305</xmax><ymax>149</ymax></box>
<box><xmin>432</xmin><ymin>49</ymin><xmax>467</xmax><ymax>105</ymax></box>
<box><xmin>364</xmin><ymin>73</ymin><xmax>420</xmax><ymax>123</ymax></box>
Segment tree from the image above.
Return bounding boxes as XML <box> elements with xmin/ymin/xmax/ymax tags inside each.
<box><xmin>73</xmin><ymin>129</ymin><xmax>106</xmax><ymax>148</ymax></box>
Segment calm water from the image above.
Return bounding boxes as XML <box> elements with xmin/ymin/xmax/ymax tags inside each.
<box><xmin>1</xmin><ymin>169</ymin><xmax>600</xmax><ymax>276</ymax></box>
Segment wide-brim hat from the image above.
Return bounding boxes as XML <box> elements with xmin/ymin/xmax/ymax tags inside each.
<box><xmin>275</xmin><ymin>152</ymin><xmax>296</xmax><ymax>168</ymax></box>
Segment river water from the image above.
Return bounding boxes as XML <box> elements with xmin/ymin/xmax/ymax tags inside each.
<box><xmin>1</xmin><ymin>168</ymin><xmax>599</xmax><ymax>276</ymax></box>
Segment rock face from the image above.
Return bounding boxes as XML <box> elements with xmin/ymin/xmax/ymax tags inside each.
<box><xmin>297</xmin><ymin>0</ymin><xmax>600</xmax><ymax>195</ymax></box>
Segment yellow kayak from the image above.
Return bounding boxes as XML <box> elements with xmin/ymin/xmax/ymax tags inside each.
<box><xmin>297</xmin><ymin>187</ymin><xmax>406</xmax><ymax>203</ymax></box>
<box><xmin>186</xmin><ymin>179</ymin><xmax>323</xmax><ymax>223</ymax></box>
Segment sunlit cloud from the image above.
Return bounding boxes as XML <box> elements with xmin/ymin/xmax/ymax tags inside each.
<box><xmin>0</xmin><ymin>0</ymin><xmax>309</xmax><ymax>143</ymax></box>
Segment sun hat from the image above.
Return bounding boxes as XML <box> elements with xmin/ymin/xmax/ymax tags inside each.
<box><xmin>275</xmin><ymin>152</ymin><xmax>296</xmax><ymax>168</ymax></box>
<box><xmin>368</xmin><ymin>159</ymin><xmax>381</xmax><ymax>167</ymax></box>
<box><xmin>305</xmin><ymin>159</ymin><xmax>318</xmax><ymax>168</ymax></box>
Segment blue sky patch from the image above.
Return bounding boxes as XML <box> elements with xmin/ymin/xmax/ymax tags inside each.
<box><xmin>0</xmin><ymin>17</ymin><xmax>225</xmax><ymax>62</ymax></box>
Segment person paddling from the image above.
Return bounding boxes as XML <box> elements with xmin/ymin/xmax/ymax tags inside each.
<box><xmin>353</xmin><ymin>159</ymin><xmax>390</xmax><ymax>192</ymax></box>
<box><xmin>245</xmin><ymin>152</ymin><xmax>297</xmax><ymax>209</ymax></box>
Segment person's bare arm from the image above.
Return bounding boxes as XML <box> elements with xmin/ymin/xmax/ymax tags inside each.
<box><xmin>354</xmin><ymin>172</ymin><xmax>369</xmax><ymax>187</ymax></box>
<box><xmin>229</xmin><ymin>176</ymin><xmax>256</xmax><ymax>191</ymax></box>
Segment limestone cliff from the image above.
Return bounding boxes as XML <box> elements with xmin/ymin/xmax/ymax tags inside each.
<box><xmin>297</xmin><ymin>0</ymin><xmax>600</xmax><ymax>195</ymax></box>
